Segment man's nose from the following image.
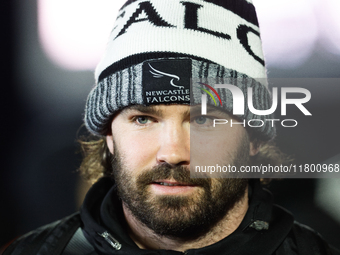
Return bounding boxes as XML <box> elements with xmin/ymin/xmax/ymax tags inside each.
<box><xmin>156</xmin><ymin>123</ymin><xmax>190</xmax><ymax>166</ymax></box>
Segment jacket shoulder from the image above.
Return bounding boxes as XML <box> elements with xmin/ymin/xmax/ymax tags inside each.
<box><xmin>3</xmin><ymin>212</ymin><xmax>81</xmax><ymax>255</ymax></box>
<box><xmin>276</xmin><ymin>221</ymin><xmax>340</xmax><ymax>255</ymax></box>
<box><xmin>293</xmin><ymin>222</ymin><xmax>340</xmax><ymax>255</ymax></box>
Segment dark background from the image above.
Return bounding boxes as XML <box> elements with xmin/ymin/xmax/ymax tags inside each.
<box><xmin>1</xmin><ymin>0</ymin><xmax>340</xmax><ymax>251</ymax></box>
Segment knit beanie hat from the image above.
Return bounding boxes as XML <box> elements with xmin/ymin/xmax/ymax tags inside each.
<box><xmin>84</xmin><ymin>0</ymin><xmax>275</xmax><ymax>140</ymax></box>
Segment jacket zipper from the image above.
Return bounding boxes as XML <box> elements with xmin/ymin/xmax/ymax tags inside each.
<box><xmin>97</xmin><ymin>231</ymin><xmax>190</xmax><ymax>253</ymax></box>
<box><xmin>97</xmin><ymin>231</ymin><xmax>122</xmax><ymax>250</ymax></box>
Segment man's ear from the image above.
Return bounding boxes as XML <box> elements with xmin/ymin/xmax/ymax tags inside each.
<box><xmin>249</xmin><ymin>141</ymin><xmax>261</xmax><ymax>156</ymax></box>
<box><xmin>106</xmin><ymin>134</ymin><xmax>114</xmax><ymax>155</ymax></box>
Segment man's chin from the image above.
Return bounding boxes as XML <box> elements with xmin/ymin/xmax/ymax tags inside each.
<box><xmin>133</xmin><ymin>196</ymin><xmax>215</xmax><ymax>239</ymax></box>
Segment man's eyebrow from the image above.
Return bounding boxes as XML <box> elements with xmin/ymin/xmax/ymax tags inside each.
<box><xmin>123</xmin><ymin>105</ymin><xmax>164</xmax><ymax>117</ymax></box>
<box><xmin>122</xmin><ymin>104</ymin><xmax>227</xmax><ymax>117</ymax></box>
<box><xmin>190</xmin><ymin>105</ymin><xmax>230</xmax><ymax>116</ymax></box>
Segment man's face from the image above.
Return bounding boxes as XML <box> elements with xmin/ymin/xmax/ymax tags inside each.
<box><xmin>106</xmin><ymin>104</ymin><xmax>257</xmax><ymax>239</ymax></box>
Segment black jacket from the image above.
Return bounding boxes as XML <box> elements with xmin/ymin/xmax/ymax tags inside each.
<box><xmin>4</xmin><ymin>178</ymin><xmax>340</xmax><ymax>255</ymax></box>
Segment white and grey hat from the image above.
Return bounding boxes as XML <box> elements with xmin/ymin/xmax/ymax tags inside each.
<box><xmin>84</xmin><ymin>0</ymin><xmax>275</xmax><ymax>140</ymax></box>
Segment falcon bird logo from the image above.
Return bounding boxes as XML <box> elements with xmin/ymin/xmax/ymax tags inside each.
<box><xmin>148</xmin><ymin>63</ymin><xmax>185</xmax><ymax>89</ymax></box>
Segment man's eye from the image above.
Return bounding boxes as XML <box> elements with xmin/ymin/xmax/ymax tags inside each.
<box><xmin>195</xmin><ymin>116</ymin><xmax>207</xmax><ymax>125</ymax></box>
<box><xmin>135</xmin><ymin>116</ymin><xmax>150</xmax><ymax>125</ymax></box>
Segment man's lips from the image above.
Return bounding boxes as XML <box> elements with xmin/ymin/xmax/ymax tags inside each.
<box><xmin>151</xmin><ymin>180</ymin><xmax>195</xmax><ymax>186</ymax></box>
<box><xmin>149</xmin><ymin>180</ymin><xmax>197</xmax><ymax>195</ymax></box>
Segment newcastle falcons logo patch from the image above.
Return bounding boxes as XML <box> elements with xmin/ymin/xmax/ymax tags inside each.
<box><xmin>143</xmin><ymin>59</ymin><xmax>191</xmax><ymax>106</ymax></box>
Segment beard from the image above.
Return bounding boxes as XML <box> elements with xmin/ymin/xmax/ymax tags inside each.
<box><xmin>110</xmin><ymin>141</ymin><xmax>249</xmax><ymax>240</ymax></box>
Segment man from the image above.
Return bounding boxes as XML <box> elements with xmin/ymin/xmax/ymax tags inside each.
<box><xmin>4</xmin><ymin>0</ymin><xmax>339</xmax><ymax>254</ymax></box>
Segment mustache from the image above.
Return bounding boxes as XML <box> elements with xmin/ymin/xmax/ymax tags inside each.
<box><xmin>136</xmin><ymin>163</ymin><xmax>211</xmax><ymax>188</ymax></box>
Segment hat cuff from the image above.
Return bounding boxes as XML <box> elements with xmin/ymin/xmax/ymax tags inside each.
<box><xmin>84</xmin><ymin>57</ymin><xmax>275</xmax><ymax>140</ymax></box>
